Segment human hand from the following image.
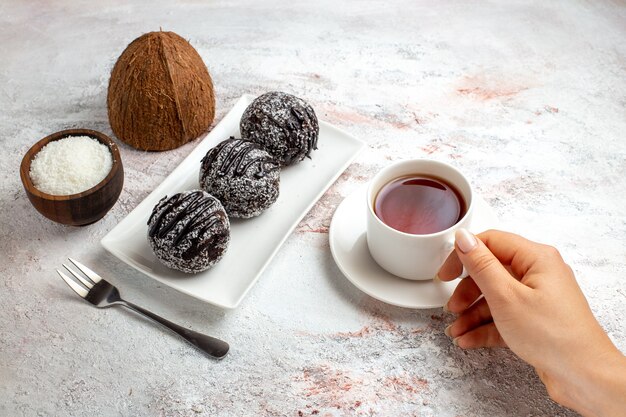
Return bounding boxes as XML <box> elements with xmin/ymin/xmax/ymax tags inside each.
<box><xmin>437</xmin><ymin>229</ymin><xmax>626</xmax><ymax>417</ymax></box>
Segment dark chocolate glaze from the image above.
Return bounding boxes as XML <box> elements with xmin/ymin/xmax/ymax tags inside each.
<box><xmin>240</xmin><ymin>91</ymin><xmax>319</xmax><ymax>166</ymax></box>
<box><xmin>148</xmin><ymin>191</ymin><xmax>222</xmax><ymax>245</ymax></box>
<box><xmin>147</xmin><ymin>190</ymin><xmax>230</xmax><ymax>274</ymax></box>
<box><xmin>199</xmin><ymin>138</ymin><xmax>280</xmax><ymax>218</ymax></box>
<box><xmin>260</xmin><ymin>105</ymin><xmax>318</xmax><ymax>163</ymax></box>
<box><xmin>201</xmin><ymin>138</ymin><xmax>279</xmax><ymax>179</ymax></box>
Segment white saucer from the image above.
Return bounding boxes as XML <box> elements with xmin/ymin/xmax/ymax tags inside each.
<box><xmin>329</xmin><ymin>185</ymin><xmax>499</xmax><ymax>309</ymax></box>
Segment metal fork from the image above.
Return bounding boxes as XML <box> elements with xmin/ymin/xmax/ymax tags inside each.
<box><xmin>56</xmin><ymin>258</ymin><xmax>229</xmax><ymax>359</ymax></box>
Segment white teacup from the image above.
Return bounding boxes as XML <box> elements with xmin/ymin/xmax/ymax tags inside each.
<box><xmin>366</xmin><ymin>159</ymin><xmax>474</xmax><ymax>280</ymax></box>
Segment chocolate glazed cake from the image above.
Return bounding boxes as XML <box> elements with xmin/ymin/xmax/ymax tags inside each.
<box><xmin>240</xmin><ymin>91</ymin><xmax>319</xmax><ymax>166</ymax></box>
<box><xmin>147</xmin><ymin>190</ymin><xmax>230</xmax><ymax>273</ymax></box>
<box><xmin>200</xmin><ymin>138</ymin><xmax>280</xmax><ymax>218</ymax></box>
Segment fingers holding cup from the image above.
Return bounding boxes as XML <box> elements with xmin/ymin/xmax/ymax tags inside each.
<box><xmin>437</xmin><ymin>249</ymin><xmax>464</xmax><ymax>282</ymax></box>
<box><xmin>444</xmin><ymin>276</ymin><xmax>483</xmax><ymax>314</ymax></box>
<box><xmin>446</xmin><ymin>297</ymin><xmax>492</xmax><ymax>338</ymax></box>
<box><xmin>453</xmin><ymin>322</ymin><xmax>507</xmax><ymax>349</ymax></box>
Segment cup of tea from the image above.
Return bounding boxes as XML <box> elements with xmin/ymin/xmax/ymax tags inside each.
<box><xmin>366</xmin><ymin>159</ymin><xmax>474</xmax><ymax>280</ymax></box>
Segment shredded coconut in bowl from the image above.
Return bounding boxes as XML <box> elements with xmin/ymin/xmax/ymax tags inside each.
<box><xmin>29</xmin><ymin>136</ymin><xmax>113</xmax><ymax>195</ymax></box>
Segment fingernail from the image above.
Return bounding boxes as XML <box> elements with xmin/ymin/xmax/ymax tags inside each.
<box><xmin>442</xmin><ymin>302</ymin><xmax>450</xmax><ymax>313</ymax></box>
<box><xmin>433</xmin><ymin>274</ymin><xmax>441</xmax><ymax>282</ymax></box>
<box><xmin>456</xmin><ymin>229</ymin><xmax>477</xmax><ymax>253</ymax></box>
<box><xmin>444</xmin><ymin>325</ymin><xmax>452</xmax><ymax>337</ymax></box>
<box><xmin>452</xmin><ymin>337</ymin><xmax>460</xmax><ymax>346</ymax></box>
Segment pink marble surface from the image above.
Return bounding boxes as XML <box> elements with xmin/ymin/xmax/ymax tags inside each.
<box><xmin>1</xmin><ymin>1</ymin><xmax>625</xmax><ymax>416</ymax></box>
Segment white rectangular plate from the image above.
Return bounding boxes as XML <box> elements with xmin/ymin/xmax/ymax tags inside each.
<box><xmin>101</xmin><ymin>94</ymin><xmax>365</xmax><ymax>309</ymax></box>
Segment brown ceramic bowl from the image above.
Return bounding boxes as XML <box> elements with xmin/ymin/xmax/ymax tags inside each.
<box><xmin>20</xmin><ymin>128</ymin><xmax>124</xmax><ymax>226</ymax></box>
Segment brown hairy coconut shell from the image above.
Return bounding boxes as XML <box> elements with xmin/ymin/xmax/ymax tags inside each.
<box><xmin>107</xmin><ymin>31</ymin><xmax>215</xmax><ymax>151</ymax></box>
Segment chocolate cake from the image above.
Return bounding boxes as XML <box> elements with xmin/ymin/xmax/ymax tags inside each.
<box><xmin>240</xmin><ymin>91</ymin><xmax>319</xmax><ymax>166</ymax></box>
<box><xmin>147</xmin><ymin>190</ymin><xmax>230</xmax><ymax>273</ymax></box>
<box><xmin>199</xmin><ymin>138</ymin><xmax>280</xmax><ymax>218</ymax></box>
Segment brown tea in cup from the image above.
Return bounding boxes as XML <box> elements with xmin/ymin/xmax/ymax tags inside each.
<box><xmin>374</xmin><ymin>174</ymin><xmax>466</xmax><ymax>235</ymax></box>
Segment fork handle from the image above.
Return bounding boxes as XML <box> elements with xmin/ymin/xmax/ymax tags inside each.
<box><xmin>121</xmin><ymin>302</ymin><xmax>229</xmax><ymax>359</ymax></box>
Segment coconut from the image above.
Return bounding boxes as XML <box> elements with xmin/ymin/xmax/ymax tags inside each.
<box><xmin>107</xmin><ymin>31</ymin><xmax>215</xmax><ymax>151</ymax></box>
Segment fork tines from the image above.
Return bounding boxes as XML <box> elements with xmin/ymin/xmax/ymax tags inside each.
<box><xmin>56</xmin><ymin>258</ymin><xmax>102</xmax><ymax>298</ymax></box>
<box><xmin>68</xmin><ymin>258</ymin><xmax>102</xmax><ymax>284</ymax></box>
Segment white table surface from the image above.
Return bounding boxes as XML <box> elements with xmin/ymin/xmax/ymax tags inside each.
<box><xmin>1</xmin><ymin>1</ymin><xmax>624</xmax><ymax>416</ymax></box>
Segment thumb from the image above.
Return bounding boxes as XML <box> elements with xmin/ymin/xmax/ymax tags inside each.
<box><xmin>455</xmin><ymin>229</ymin><xmax>521</xmax><ymax>303</ymax></box>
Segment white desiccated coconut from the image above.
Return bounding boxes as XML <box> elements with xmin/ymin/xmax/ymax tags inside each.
<box><xmin>29</xmin><ymin>136</ymin><xmax>113</xmax><ymax>195</ymax></box>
